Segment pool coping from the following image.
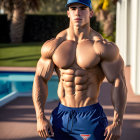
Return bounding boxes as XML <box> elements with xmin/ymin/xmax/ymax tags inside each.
<box><xmin>0</xmin><ymin>91</ymin><xmax>18</xmax><ymax>107</ymax></box>
<box><xmin>0</xmin><ymin>91</ymin><xmax>58</xmax><ymax>107</ymax></box>
<box><xmin>0</xmin><ymin>67</ymin><xmax>36</xmax><ymax>72</ymax></box>
<box><xmin>0</xmin><ymin>91</ymin><xmax>34</xmax><ymax>107</ymax></box>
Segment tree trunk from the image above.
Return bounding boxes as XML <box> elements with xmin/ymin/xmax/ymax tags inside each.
<box><xmin>10</xmin><ymin>0</ymin><xmax>25</xmax><ymax>43</ymax></box>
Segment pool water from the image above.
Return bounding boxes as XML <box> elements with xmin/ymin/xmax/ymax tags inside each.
<box><xmin>0</xmin><ymin>71</ymin><xmax>59</xmax><ymax>101</ymax></box>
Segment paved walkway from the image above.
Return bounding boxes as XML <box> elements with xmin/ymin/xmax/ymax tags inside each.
<box><xmin>0</xmin><ymin>67</ymin><xmax>36</xmax><ymax>72</ymax></box>
<box><xmin>0</xmin><ymin>67</ymin><xmax>140</xmax><ymax>140</ymax></box>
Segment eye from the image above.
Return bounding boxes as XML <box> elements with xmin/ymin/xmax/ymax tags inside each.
<box><xmin>70</xmin><ymin>7</ymin><xmax>76</xmax><ymax>10</ymax></box>
<box><xmin>80</xmin><ymin>6</ymin><xmax>87</xmax><ymax>10</ymax></box>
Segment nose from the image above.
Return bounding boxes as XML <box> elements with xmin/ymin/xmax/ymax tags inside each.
<box><xmin>75</xmin><ymin>8</ymin><xmax>80</xmax><ymax>16</ymax></box>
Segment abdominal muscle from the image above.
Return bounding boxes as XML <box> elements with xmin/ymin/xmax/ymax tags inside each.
<box><xmin>57</xmin><ymin>68</ymin><xmax>103</xmax><ymax>107</ymax></box>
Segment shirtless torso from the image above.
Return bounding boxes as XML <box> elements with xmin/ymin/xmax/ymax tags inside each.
<box><xmin>54</xmin><ymin>39</ymin><xmax>103</xmax><ymax>107</ymax></box>
<box><xmin>37</xmin><ymin>29</ymin><xmax>119</xmax><ymax>108</ymax></box>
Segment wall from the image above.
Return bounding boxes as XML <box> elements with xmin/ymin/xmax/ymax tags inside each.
<box><xmin>116</xmin><ymin>0</ymin><xmax>140</xmax><ymax>95</ymax></box>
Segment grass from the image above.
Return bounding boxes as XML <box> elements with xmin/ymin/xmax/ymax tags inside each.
<box><xmin>0</xmin><ymin>43</ymin><xmax>43</xmax><ymax>67</ymax></box>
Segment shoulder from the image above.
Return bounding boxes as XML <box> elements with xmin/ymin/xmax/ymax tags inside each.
<box><xmin>41</xmin><ymin>29</ymin><xmax>67</xmax><ymax>59</ymax></box>
<box><xmin>56</xmin><ymin>29</ymin><xmax>67</xmax><ymax>39</ymax></box>
<box><xmin>41</xmin><ymin>37</ymin><xmax>64</xmax><ymax>59</ymax></box>
<box><xmin>93</xmin><ymin>35</ymin><xmax>119</xmax><ymax>61</ymax></box>
<box><xmin>90</xmin><ymin>28</ymin><xmax>103</xmax><ymax>40</ymax></box>
<box><xmin>90</xmin><ymin>29</ymin><xmax>119</xmax><ymax>61</ymax></box>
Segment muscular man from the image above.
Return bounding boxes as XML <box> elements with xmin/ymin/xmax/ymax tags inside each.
<box><xmin>32</xmin><ymin>0</ymin><xmax>127</xmax><ymax>139</ymax></box>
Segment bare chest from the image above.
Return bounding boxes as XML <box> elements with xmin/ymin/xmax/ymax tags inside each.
<box><xmin>52</xmin><ymin>40</ymin><xmax>100</xmax><ymax>69</ymax></box>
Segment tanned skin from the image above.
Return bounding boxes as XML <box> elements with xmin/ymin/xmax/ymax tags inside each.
<box><xmin>32</xmin><ymin>3</ymin><xmax>127</xmax><ymax>140</ymax></box>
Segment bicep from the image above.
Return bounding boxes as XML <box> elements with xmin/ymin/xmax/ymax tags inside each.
<box><xmin>35</xmin><ymin>57</ymin><xmax>54</xmax><ymax>81</ymax></box>
<box><xmin>101</xmin><ymin>55</ymin><xmax>124</xmax><ymax>83</ymax></box>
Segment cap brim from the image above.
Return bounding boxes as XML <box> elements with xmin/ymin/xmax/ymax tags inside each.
<box><xmin>65</xmin><ymin>2</ymin><xmax>92</xmax><ymax>9</ymax></box>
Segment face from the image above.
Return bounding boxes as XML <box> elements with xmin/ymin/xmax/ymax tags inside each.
<box><xmin>67</xmin><ymin>3</ymin><xmax>93</xmax><ymax>28</ymax></box>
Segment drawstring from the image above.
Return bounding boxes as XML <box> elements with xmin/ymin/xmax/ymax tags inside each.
<box><xmin>67</xmin><ymin>110</ymin><xmax>76</xmax><ymax>132</ymax></box>
<box><xmin>71</xmin><ymin>115</ymin><xmax>74</xmax><ymax>132</ymax></box>
<box><xmin>67</xmin><ymin>114</ymin><xmax>70</xmax><ymax>131</ymax></box>
<box><xmin>71</xmin><ymin>110</ymin><xmax>77</xmax><ymax>131</ymax></box>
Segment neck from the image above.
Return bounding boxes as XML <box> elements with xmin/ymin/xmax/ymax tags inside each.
<box><xmin>67</xmin><ymin>22</ymin><xmax>91</xmax><ymax>42</ymax></box>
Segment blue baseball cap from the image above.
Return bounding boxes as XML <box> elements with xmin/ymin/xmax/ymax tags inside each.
<box><xmin>66</xmin><ymin>0</ymin><xmax>92</xmax><ymax>10</ymax></box>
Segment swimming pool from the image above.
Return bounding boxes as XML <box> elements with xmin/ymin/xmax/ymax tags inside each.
<box><xmin>0</xmin><ymin>71</ymin><xmax>59</xmax><ymax>107</ymax></box>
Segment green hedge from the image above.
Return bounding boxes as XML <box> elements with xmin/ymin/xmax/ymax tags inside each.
<box><xmin>0</xmin><ymin>14</ymin><xmax>100</xmax><ymax>43</ymax></box>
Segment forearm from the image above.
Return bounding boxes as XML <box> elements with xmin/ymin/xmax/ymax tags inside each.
<box><xmin>111</xmin><ymin>72</ymin><xmax>127</xmax><ymax>125</ymax></box>
<box><xmin>32</xmin><ymin>76</ymin><xmax>48</xmax><ymax>120</ymax></box>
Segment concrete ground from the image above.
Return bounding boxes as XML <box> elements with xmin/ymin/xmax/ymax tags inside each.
<box><xmin>0</xmin><ymin>66</ymin><xmax>140</xmax><ymax>140</ymax></box>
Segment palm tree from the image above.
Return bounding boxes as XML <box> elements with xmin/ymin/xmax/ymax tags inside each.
<box><xmin>91</xmin><ymin>0</ymin><xmax>118</xmax><ymax>40</ymax></box>
<box><xmin>0</xmin><ymin>0</ymin><xmax>44</xmax><ymax>43</ymax></box>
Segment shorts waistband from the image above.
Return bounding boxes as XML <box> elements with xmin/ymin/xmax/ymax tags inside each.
<box><xmin>58</xmin><ymin>102</ymin><xmax>102</xmax><ymax>113</ymax></box>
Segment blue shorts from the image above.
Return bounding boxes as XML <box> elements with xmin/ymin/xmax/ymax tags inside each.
<box><xmin>47</xmin><ymin>103</ymin><xmax>108</xmax><ymax>140</ymax></box>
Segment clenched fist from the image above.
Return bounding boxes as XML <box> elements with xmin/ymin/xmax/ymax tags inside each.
<box><xmin>37</xmin><ymin>117</ymin><xmax>54</xmax><ymax>138</ymax></box>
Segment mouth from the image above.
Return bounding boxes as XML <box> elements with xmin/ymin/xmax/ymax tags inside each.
<box><xmin>74</xmin><ymin>18</ymin><xmax>82</xmax><ymax>21</ymax></box>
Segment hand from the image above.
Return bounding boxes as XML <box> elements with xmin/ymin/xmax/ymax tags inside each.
<box><xmin>37</xmin><ymin>117</ymin><xmax>54</xmax><ymax>138</ymax></box>
<box><xmin>104</xmin><ymin>123</ymin><xmax>122</xmax><ymax>140</ymax></box>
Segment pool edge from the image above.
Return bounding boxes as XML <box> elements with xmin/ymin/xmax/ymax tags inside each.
<box><xmin>0</xmin><ymin>91</ymin><xmax>18</xmax><ymax>107</ymax></box>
